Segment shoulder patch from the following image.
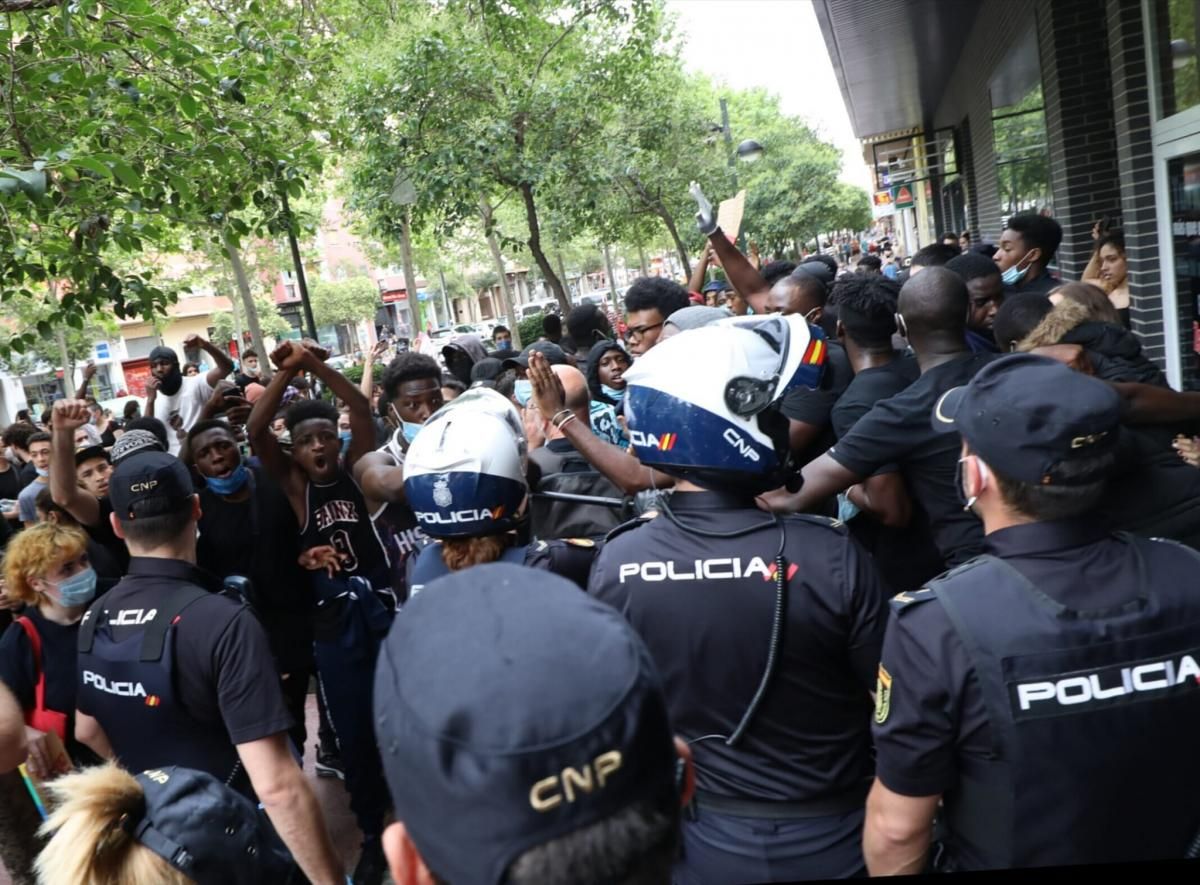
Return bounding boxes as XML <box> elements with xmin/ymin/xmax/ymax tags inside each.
<box><xmin>889</xmin><ymin>587</ymin><xmax>936</xmax><ymax>614</ymax></box>
<box><xmin>874</xmin><ymin>664</ymin><xmax>893</xmax><ymax>724</ymax></box>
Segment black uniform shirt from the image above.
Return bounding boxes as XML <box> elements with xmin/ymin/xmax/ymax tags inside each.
<box><xmin>76</xmin><ymin>557</ymin><xmax>292</xmax><ymax>746</ymax></box>
<box><xmin>589</xmin><ymin>490</ymin><xmax>887</xmax><ymax>802</ymax></box>
<box><xmin>828</xmin><ymin>352</ymin><xmax>996</xmax><ymax>566</ymax></box>
<box><xmin>874</xmin><ymin>520</ymin><xmax>1144</xmax><ymax>798</ymax></box>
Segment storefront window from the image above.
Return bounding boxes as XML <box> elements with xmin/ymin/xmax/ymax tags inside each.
<box><xmin>1168</xmin><ymin>153</ymin><xmax>1200</xmax><ymax>385</ymax></box>
<box><xmin>1152</xmin><ymin>0</ymin><xmax>1200</xmax><ymax>120</ymax></box>
<box><xmin>992</xmin><ymin>84</ymin><xmax>1051</xmax><ymax>223</ymax></box>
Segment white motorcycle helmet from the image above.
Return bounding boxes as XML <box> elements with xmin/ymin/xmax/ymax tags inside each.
<box><xmin>622</xmin><ymin>314</ymin><xmax>826</xmax><ymax>492</ymax></box>
<box><xmin>403</xmin><ymin>388</ymin><xmax>528</xmax><ymax>538</ymax></box>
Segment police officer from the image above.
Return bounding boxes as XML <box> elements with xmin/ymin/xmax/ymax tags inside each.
<box><xmin>404</xmin><ymin>387</ymin><xmax>597</xmax><ymax>592</ymax></box>
<box><xmin>865</xmin><ymin>354</ymin><xmax>1200</xmax><ymax>873</ymax></box>
<box><xmin>72</xmin><ymin>451</ymin><xmax>344</xmax><ymax>885</ymax></box>
<box><xmin>588</xmin><ymin>315</ymin><xmax>889</xmax><ymax>883</ymax></box>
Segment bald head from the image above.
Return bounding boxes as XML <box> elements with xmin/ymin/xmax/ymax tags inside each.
<box><xmin>897</xmin><ymin>266</ymin><xmax>968</xmax><ymax>340</ymax></box>
<box><xmin>552</xmin><ymin>364</ymin><xmax>589</xmax><ymax>421</ymax></box>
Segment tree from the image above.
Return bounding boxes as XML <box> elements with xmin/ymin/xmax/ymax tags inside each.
<box><xmin>210</xmin><ymin>292</ymin><xmax>292</xmax><ymax>348</ymax></box>
<box><xmin>0</xmin><ymin>0</ymin><xmax>333</xmax><ymax>358</ymax></box>
<box><xmin>310</xmin><ymin>275</ymin><xmax>380</xmax><ymax>349</ymax></box>
<box><xmin>0</xmin><ymin>285</ymin><xmax>118</xmax><ymax>382</ymax></box>
<box><xmin>337</xmin><ymin>0</ymin><xmax>668</xmax><ymax>315</ymax></box>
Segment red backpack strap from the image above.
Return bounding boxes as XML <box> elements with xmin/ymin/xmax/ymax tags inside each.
<box><xmin>15</xmin><ymin>616</ymin><xmax>48</xmax><ymax>715</ymax></box>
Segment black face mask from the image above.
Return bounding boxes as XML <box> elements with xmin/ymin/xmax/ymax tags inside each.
<box><xmin>158</xmin><ymin>364</ymin><xmax>183</xmax><ymax>396</ymax></box>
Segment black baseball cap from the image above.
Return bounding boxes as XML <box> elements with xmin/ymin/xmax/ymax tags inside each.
<box><xmin>131</xmin><ymin>766</ymin><xmax>292</xmax><ymax>885</ymax></box>
<box><xmin>501</xmin><ymin>340</ymin><xmax>568</xmax><ymax>370</ymax></box>
<box><xmin>74</xmin><ymin>444</ymin><xmax>109</xmax><ymax>467</ymax></box>
<box><xmin>373</xmin><ymin>564</ymin><xmax>678</xmax><ymax>885</ymax></box>
<box><xmin>932</xmin><ymin>353</ymin><xmax>1121</xmax><ymax>485</ymax></box>
<box><xmin>109</xmin><ymin>450</ymin><xmax>195</xmax><ymax>519</ymax></box>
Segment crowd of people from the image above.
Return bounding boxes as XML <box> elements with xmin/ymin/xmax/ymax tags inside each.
<box><xmin>0</xmin><ymin>195</ymin><xmax>1198</xmax><ymax>885</ymax></box>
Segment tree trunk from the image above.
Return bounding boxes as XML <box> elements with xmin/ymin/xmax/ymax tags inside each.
<box><xmin>222</xmin><ymin>230</ymin><xmax>268</xmax><ymax>371</ymax></box>
<box><xmin>56</xmin><ymin>330</ymin><xmax>75</xmax><ymax>399</ymax></box>
<box><xmin>400</xmin><ymin>208</ymin><xmax>424</xmax><ymax>334</ymax></box>
<box><xmin>479</xmin><ymin>198</ymin><xmax>521</xmax><ymax>347</ymax></box>
<box><xmin>657</xmin><ymin>208</ymin><xmax>691</xmax><ymax>279</ymax></box>
<box><xmin>637</xmin><ymin>244</ymin><xmax>649</xmax><ymax>277</ymax></box>
<box><xmin>602</xmin><ymin>244</ymin><xmax>618</xmax><ymax>301</ymax></box>
<box><xmin>519</xmin><ymin>182</ymin><xmax>570</xmax><ymax>314</ymax></box>
<box><xmin>556</xmin><ymin>252</ymin><xmax>570</xmax><ymax>297</ymax></box>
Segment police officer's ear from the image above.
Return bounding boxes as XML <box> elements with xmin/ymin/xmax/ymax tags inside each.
<box><xmin>674</xmin><ymin>736</ymin><xmax>696</xmax><ymax>809</ymax></box>
<box><xmin>835</xmin><ymin>319</ymin><xmax>847</xmax><ymax>344</ymax></box>
<box><xmin>191</xmin><ymin>492</ymin><xmax>202</xmax><ymax>522</ymax></box>
<box><xmin>382</xmin><ymin>821</ymin><xmax>437</xmax><ymax>885</ymax></box>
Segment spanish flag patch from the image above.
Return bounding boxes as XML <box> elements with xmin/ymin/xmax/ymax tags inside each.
<box><xmin>874</xmin><ymin>664</ymin><xmax>892</xmax><ymax>725</ymax></box>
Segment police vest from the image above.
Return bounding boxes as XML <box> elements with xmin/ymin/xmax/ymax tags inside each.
<box><xmin>77</xmin><ymin>584</ymin><xmax>246</xmax><ymax>794</ymax></box>
<box><xmin>528</xmin><ymin>446</ymin><xmax>633</xmax><ymax>541</ymax></box>
<box><xmin>918</xmin><ymin>538</ymin><xmax>1200</xmax><ymax>869</ymax></box>
<box><xmin>410</xmin><ymin>543</ymin><xmax>527</xmax><ymax>597</ymax></box>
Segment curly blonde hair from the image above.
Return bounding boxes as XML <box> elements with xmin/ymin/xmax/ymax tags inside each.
<box><xmin>2</xmin><ymin>523</ymin><xmax>88</xmax><ymax>605</ymax></box>
<box><xmin>36</xmin><ymin>763</ymin><xmax>190</xmax><ymax>885</ymax></box>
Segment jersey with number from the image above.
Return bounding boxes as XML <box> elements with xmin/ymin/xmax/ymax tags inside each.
<box><xmin>300</xmin><ymin>472</ymin><xmax>390</xmax><ymax>589</ymax></box>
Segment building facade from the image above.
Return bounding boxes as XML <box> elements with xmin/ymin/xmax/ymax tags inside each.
<box><xmin>817</xmin><ymin>0</ymin><xmax>1200</xmax><ymax>387</ymax></box>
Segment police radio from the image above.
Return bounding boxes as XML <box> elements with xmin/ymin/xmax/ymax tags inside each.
<box><xmin>221</xmin><ymin>575</ymin><xmax>261</xmax><ymax>613</ymax></box>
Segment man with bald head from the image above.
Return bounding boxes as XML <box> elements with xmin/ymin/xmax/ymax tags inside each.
<box><xmin>766</xmin><ymin>268</ymin><xmax>996</xmax><ymax>568</ymax></box>
<box><xmin>526</xmin><ymin>363</ymin><xmax>633</xmax><ymax>540</ymax></box>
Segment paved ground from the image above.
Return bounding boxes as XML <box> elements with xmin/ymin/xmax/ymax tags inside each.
<box><xmin>1</xmin><ymin>691</ymin><xmax>375</xmax><ymax>885</ymax></box>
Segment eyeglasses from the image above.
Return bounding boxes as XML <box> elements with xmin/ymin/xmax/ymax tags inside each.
<box><xmin>624</xmin><ymin>321</ymin><xmax>663</xmax><ymax>342</ymax></box>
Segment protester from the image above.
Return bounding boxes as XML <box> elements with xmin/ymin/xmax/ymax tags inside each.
<box><xmin>17</xmin><ymin>432</ymin><xmax>52</xmax><ymax>528</ymax></box>
<box><xmin>489</xmin><ymin>324</ymin><xmax>513</xmax><ymax>357</ymax></box>
<box><xmin>994</xmin><ymin>212</ymin><xmax>1062</xmax><ymax>296</ymax></box>
<box><xmin>144</xmin><ymin>337</ymin><xmax>234</xmax><ymax>456</ymax></box>
<box><xmin>945</xmin><ymin>251</ymin><xmax>1005</xmax><ymax>353</ymax></box>
<box><xmin>623</xmin><ymin>277</ymin><xmax>691</xmax><ymax>357</ymax></box>
<box><xmin>246</xmin><ymin>339</ymin><xmax>392</xmax><ymax>883</ymax></box>
<box><xmin>584</xmin><ymin>340</ymin><xmax>630</xmax><ymax>446</ymax></box>
<box><xmin>1083</xmin><ymin>227</ymin><xmax>1131</xmax><ymax>327</ymax></box>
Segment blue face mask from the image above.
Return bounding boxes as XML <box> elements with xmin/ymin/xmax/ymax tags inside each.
<box><xmin>496</xmin><ymin>339</ymin><xmax>513</xmax><ymax>351</ymax></box>
<box><xmin>53</xmin><ymin>566</ymin><xmax>97</xmax><ymax>608</ymax></box>
<box><xmin>1000</xmin><ymin>252</ymin><xmax>1032</xmax><ymax>286</ymax></box>
<box><xmin>35</xmin><ymin>467</ymin><xmax>48</xmax><ymax>478</ymax></box>
<box><xmin>206</xmin><ymin>462</ymin><xmax>249</xmax><ymax>496</ymax></box>
<box><xmin>514</xmin><ymin>379</ymin><xmax>533</xmax><ymax>407</ymax></box>
<box><xmin>339</xmin><ymin>431</ymin><xmax>352</xmax><ymax>454</ymax></box>
<box><xmin>601</xmin><ymin>384</ymin><xmax>625</xmax><ymax>402</ymax></box>
<box><xmin>401</xmin><ymin>420</ymin><xmax>423</xmax><ymax>444</ymax></box>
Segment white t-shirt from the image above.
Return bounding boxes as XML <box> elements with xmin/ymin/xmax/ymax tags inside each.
<box><xmin>152</xmin><ymin>373</ymin><xmax>214</xmax><ymax>455</ymax></box>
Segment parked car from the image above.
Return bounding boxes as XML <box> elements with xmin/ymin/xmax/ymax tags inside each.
<box><xmin>518</xmin><ymin>298</ymin><xmax>559</xmax><ymax>320</ymax></box>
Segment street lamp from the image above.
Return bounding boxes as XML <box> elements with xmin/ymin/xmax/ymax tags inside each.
<box><xmin>715</xmin><ymin>97</ymin><xmax>763</xmax><ymax>250</ymax></box>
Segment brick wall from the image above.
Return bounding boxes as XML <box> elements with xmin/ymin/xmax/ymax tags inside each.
<box><xmin>1038</xmin><ymin>0</ymin><xmax>1124</xmax><ymax>280</ymax></box>
<box><xmin>1107</xmin><ymin>0</ymin><xmax>1171</xmax><ymax>376</ymax></box>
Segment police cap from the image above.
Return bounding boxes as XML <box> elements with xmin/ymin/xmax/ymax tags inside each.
<box><xmin>932</xmin><ymin>352</ymin><xmax>1121</xmax><ymax>486</ymax></box>
<box><xmin>109</xmin><ymin>450</ymin><xmax>194</xmax><ymax>519</ymax></box>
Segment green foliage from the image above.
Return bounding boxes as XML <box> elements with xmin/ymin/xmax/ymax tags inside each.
<box><xmin>210</xmin><ymin>292</ymin><xmax>292</xmax><ymax>345</ymax></box>
<box><xmin>0</xmin><ymin>0</ymin><xmax>333</xmax><ymax>358</ymax></box>
<box><xmin>0</xmin><ymin>287</ymin><xmax>118</xmax><ymax>376</ymax></box>
<box><xmin>517</xmin><ymin>312</ymin><xmax>546</xmax><ymax>347</ymax></box>
<box><xmin>310</xmin><ymin>276</ymin><xmax>380</xmax><ymax>328</ymax></box>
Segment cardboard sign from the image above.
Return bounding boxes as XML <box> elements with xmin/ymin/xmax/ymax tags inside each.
<box><xmin>717</xmin><ymin>189</ymin><xmax>746</xmax><ymax>240</ymax></box>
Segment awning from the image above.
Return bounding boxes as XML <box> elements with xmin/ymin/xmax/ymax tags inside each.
<box><xmin>813</xmin><ymin>0</ymin><xmax>983</xmax><ymax>140</ymax></box>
